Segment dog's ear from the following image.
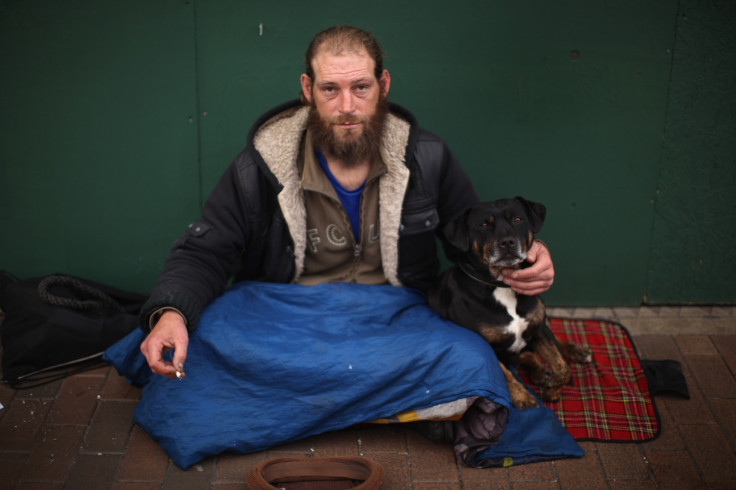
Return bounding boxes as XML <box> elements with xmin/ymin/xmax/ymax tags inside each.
<box><xmin>515</xmin><ymin>197</ymin><xmax>546</xmax><ymax>233</ymax></box>
<box><xmin>443</xmin><ymin>208</ymin><xmax>472</xmax><ymax>252</ymax></box>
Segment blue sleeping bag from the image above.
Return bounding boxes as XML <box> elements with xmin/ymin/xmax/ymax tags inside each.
<box><xmin>104</xmin><ymin>282</ymin><xmax>581</xmax><ymax>469</ymax></box>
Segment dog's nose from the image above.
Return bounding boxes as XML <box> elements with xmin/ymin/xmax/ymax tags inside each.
<box><xmin>499</xmin><ymin>237</ymin><xmax>519</xmax><ymax>251</ymax></box>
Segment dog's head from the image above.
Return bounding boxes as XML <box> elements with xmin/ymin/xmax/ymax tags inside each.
<box><xmin>444</xmin><ymin>197</ymin><xmax>546</xmax><ymax>269</ymax></box>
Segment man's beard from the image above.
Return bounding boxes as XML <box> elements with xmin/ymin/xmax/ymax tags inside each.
<box><xmin>307</xmin><ymin>95</ymin><xmax>389</xmax><ymax>167</ymax></box>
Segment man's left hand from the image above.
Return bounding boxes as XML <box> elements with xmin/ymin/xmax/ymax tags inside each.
<box><xmin>501</xmin><ymin>241</ymin><xmax>554</xmax><ymax>296</ymax></box>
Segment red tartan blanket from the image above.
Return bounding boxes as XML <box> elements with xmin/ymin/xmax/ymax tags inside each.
<box><xmin>520</xmin><ymin>318</ymin><xmax>659</xmax><ymax>442</ymax></box>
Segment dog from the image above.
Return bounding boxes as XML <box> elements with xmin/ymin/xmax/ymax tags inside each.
<box><xmin>428</xmin><ymin>197</ymin><xmax>591</xmax><ymax>409</ymax></box>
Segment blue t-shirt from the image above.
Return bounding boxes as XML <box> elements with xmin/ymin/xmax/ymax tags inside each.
<box><xmin>316</xmin><ymin>150</ymin><xmax>364</xmax><ymax>242</ymax></box>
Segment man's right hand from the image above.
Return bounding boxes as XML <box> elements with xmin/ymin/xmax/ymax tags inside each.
<box><xmin>140</xmin><ymin>310</ymin><xmax>189</xmax><ymax>378</ymax></box>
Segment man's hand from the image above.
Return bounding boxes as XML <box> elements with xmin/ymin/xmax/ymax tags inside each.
<box><xmin>140</xmin><ymin>310</ymin><xmax>189</xmax><ymax>378</ymax></box>
<box><xmin>501</xmin><ymin>241</ymin><xmax>554</xmax><ymax>296</ymax></box>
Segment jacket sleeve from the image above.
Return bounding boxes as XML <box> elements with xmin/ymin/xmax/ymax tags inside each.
<box><xmin>139</xmin><ymin>156</ymin><xmax>253</xmax><ymax>332</ymax></box>
<box><xmin>434</xmin><ymin>138</ymin><xmax>481</xmax><ymax>262</ymax></box>
<box><xmin>397</xmin><ymin>129</ymin><xmax>480</xmax><ymax>290</ymax></box>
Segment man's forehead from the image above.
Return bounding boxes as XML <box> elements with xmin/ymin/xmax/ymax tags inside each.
<box><xmin>310</xmin><ymin>46</ymin><xmax>375</xmax><ymax>81</ymax></box>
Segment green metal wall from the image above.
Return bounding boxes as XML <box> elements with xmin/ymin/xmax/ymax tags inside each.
<box><xmin>1</xmin><ymin>0</ymin><xmax>734</xmax><ymax>306</ymax></box>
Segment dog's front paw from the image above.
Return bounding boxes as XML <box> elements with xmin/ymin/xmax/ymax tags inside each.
<box><xmin>540</xmin><ymin>364</ymin><xmax>571</xmax><ymax>403</ymax></box>
<box><xmin>540</xmin><ymin>385</ymin><xmax>564</xmax><ymax>403</ymax></box>
<box><xmin>560</xmin><ymin>341</ymin><xmax>593</xmax><ymax>363</ymax></box>
<box><xmin>510</xmin><ymin>385</ymin><xmax>539</xmax><ymax>409</ymax></box>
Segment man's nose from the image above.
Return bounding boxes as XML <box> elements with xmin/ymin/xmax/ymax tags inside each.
<box><xmin>339</xmin><ymin>91</ymin><xmax>355</xmax><ymax>113</ymax></box>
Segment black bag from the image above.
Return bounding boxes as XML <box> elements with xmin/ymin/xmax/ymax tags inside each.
<box><xmin>0</xmin><ymin>271</ymin><xmax>147</xmax><ymax>388</ymax></box>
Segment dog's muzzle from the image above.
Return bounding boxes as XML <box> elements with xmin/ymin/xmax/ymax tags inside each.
<box><xmin>487</xmin><ymin>236</ymin><xmax>527</xmax><ymax>267</ymax></box>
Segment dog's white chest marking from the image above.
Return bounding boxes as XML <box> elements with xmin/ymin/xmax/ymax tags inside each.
<box><xmin>493</xmin><ymin>288</ymin><xmax>529</xmax><ymax>352</ymax></box>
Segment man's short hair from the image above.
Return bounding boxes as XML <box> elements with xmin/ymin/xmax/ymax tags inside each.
<box><xmin>304</xmin><ymin>25</ymin><xmax>384</xmax><ymax>82</ymax></box>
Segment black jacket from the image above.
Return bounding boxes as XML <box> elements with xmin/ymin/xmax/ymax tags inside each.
<box><xmin>140</xmin><ymin>100</ymin><xmax>480</xmax><ymax>330</ymax></box>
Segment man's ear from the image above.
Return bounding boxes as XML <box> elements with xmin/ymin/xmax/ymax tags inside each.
<box><xmin>300</xmin><ymin>74</ymin><xmax>313</xmax><ymax>104</ymax></box>
<box><xmin>443</xmin><ymin>208</ymin><xmax>471</xmax><ymax>252</ymax></box>
<box><xmin>379</xmin><ymin>69</ymin><xmax>391</xmax><ymax>98</ymax></box>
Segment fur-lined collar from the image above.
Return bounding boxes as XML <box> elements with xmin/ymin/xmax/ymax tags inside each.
<box><xmin>252</xmin><ymin>104</ymin><xmax>411</xmax><ymax>285</ymax></box>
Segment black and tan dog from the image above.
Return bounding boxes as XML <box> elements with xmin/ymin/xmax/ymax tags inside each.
<box><xmin>428</xmin><ymin>197</ymin><xmax>591</xmax><ymax>409</ymax></box>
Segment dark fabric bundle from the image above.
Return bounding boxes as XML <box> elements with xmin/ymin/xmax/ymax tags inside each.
<box><xmin>0</xmin><ymin>271</ymin><xmax>147</xmax><ymax>388</ymax></box>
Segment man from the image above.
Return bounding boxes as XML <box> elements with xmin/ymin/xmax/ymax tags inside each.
<box><xmin>140</xmin><ymin>26</ymin><xmax>554</xmax><ymax>378</ymax></box>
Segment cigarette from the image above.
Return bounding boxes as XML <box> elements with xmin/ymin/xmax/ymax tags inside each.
<box><xmin>176</xmin><ymin>371</ymin><xmax>183</xmax><ymax>380</ymax></box>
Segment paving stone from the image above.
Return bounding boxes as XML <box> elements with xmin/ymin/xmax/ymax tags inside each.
<box><xmin>646</xmin><ymin>449</ymin><xmax>705</xmax><ymax>489</ymax></box>
<box><xmin>412</xmin><ymin>483</ymin><xmax>461</xmax><ymax>489</ymax></box>
<box><xmin>595</xmin><ymin>442</ymin><xmax>650</xmax><ymax>480</ymax></box>
<box><xmin>407</xmin><ymin>430</ymin><xmax>458</xmax><ymax>483</ymax></box>
<box><xmin>360</xmin><ymin>424</ymin><xmax>408</xmax><ymax>453</ymax></box>
<box><xmin>554</xmin><ymin>442</ymin><xmax>607</xmax><ymax>490</ymax></box>
<box><xmin>677</xmin><ymin>306</ymin><xmax>717</xmax><ymax>318</ymax></box>
<box><xmin>366</xmin><ymin>452</ymin><xmax>410</xmax><ymax>489</ymax></box>
<box><xmin>459</xmin><ymin>464</ymin><xmax>510</xmax><ymax>489</ymax></box>
<box><xmin>685</xmin><ymin>355</ymin><xmax>736</xmax><ymax>398</ymax></box>
<box><xmin>511</xmin><ymin>481</ymin><xmax>558</xmax><ymax>490</ymax></box>
<box><xmin>708</xmin><ymin>398</ymin><xmax>736</xmax><ymax>451</ymax></box>
<box><xmin>676</xmin><ymin>335</ymin><xmax>719</xmax><ymax>355</ymax></box>
<box><xmin>612</xmin><ymin>307</ymin><xmax>641</xmax><ymax>318</ymax></box>
<box><xmin>0</xmin><ymin>399</ymin><xmax>52</xmax><ymax>451</ymax></box>
<box><xmin>712</xmin><ymin>334</ymin><xmax>736</xmax><ymax>376</ymax></box>
<box><xmin>705</xmin><ymin>481</ymin><xmax>736</xmax><ymax>490</ymax></box>
<box><xmin>112</xmin><ymin>483</ymin><xmax>162</xmax><ymax>490</ymax></box>
<box><xmin>637</xmin><ymin>307</ymin><xmax>663</xmax><ymax>318</ymax></box>
<box><xmin>22</xmin><ymin>424</ymin><xmax>85</xmax><ymax>481</ymax></box>
<box><xmin>507</xmin><ymin>460</ymin><xmax>555</xmax><ymax>482</ymax></box>
<box><xmin>632</xmin><ymin>335</ymin><xmax>687</xmax><ymax>373</ymax></box>
<box><xmin>310</xmin><ymin>428</ymin><xmax>361</xmax><ymax>458</ymax></box>
<box><xmin>116</xmin><ymin>425</ymin><xmax>170</xmax><ymax>482</ymax></box>
<box><xmin>162</xmin><ymin>456</ymin><xmax>216</xmax><ymax>490</ymax></box>
<box><xmin>641</xmin><ymin>399</ymin><xmax>684</xmax><ymax>450</ymax></box>
<box><xmin>267</xmin><ymin>436</ymin><xmax>316</xmax><ymax>455</ymax></box>
<box><xmin>679</xmin><ymin>423</ymin><xmax>736</xmax><ymax>480</ymax></box>
<box><xmin>213</xmin><ymin>451</ymin><xmax>266</xmax><ymax>483</ymax></box>
<box><xmin>708</xmin><ymin>306</ymin><xmax>736</xmax><ymax>317</ymax></box>
<box><xmin>626</xmin><ymin>317</ymin><xmax>733</xmax><ymax>336</ymax></box>
<box><xmin>0</xmin><ymin>451</ymin><xmax>28</xmax><ymax>489</ymax></box>
<box><xmin>14</xmin><ymin>482</ymin><xmax>63</xmax><ymax>489</ymax></box>
<box><xmin>665</xmin><ymin>377</ymin><xmax>714</xmax><ymax>424</ymax></box>
<box><xmin>608</xmin><ymin>479</ymin><xmax>657</xmax><ymax>489</ymax></box>
<box><xmin>0</xmin><ymin>382</ymin><xmax>16</xmax><ymax>413</ymax></box>
<box><xmin>64</xmin><ymin>453</ymin><xmax>121</xmax><ymax>490</ymax></box>
<box><xmin>14</xmin><ymin>380</ymin><xmax>63</xmax><ymax>401</ymax></box>
<box><xmin>101</xmin><ymin>370</ymin><xmax>142</xmax><ymax>401</ymax></box>
<box><xmin>83</xmin><ymin>400</ymin><xmax>137</xmax><ymax>453</ymax></box>
<box><xmin>46</xmin><ymin>375</ymin><xmax>104</xmax><ymax>425</ymax></box>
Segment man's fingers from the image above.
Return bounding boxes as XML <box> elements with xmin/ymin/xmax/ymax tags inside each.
<box><xmin>140</xmin><ymin>312</ymin><xmax>189</xmax><ymax>379</ymax></box>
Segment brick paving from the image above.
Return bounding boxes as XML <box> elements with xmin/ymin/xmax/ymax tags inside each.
<box><xmin>0</xmin><ymin>306</ymin><xmax>734</xmax><ymax>489</ymax></box>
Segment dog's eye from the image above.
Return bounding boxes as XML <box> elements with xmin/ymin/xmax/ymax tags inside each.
<box><xmin>480</xmin><ymin>222</ymin><xmax>490</xmax><ymax>228</ymax></box>
<box><xmin>513</xmin><ymin>217</ymin><xmax>523</xmax><ymax>224</ymax></box>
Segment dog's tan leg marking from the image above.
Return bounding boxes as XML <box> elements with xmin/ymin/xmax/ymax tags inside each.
<box><xmin>499</xmin><ymin>362</ymin><xmax>538</xmax><ymax>409</ymax></box>
<box><xmin>533</xmin><ymin>334</ymin><xmax>571</xmax><ymax>403</ymax></box>
<box><xmin>477</xmin><ymin>324</ymin><xmax>515</xmax><ymax>345</ymax></box>
<box><xmin>519</xmin><ymin>351</ymin><xmax>549</xmax><ymax>386</ymax></box>
<box><xmin>557</xmin><ymin>339</ymin><xmax>593</xmax><ymax>363</ymax></box>
<box><xmin>525</xmin><ymin>298</ymin><xmax>545</xmax><ymax>330</ymax></box>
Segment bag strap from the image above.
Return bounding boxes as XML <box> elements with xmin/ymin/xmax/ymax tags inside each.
<box><xmin>37</xmin><ymin>275</ymin><xmax>122</xmax><ymax>311</ymax></box>
<box><xmin>6</xmin><ymin>353</ymin><xmax>107</xmax><ymax>390</ymax></box>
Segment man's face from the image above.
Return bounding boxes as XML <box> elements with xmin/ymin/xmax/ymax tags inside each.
<box><xmin>301</xmin><ymin>47</ymin><xmax>390</xmax><ymax>163</ymax></box>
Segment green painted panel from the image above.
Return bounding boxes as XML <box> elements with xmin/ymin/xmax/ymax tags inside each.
<box><xmin>647</xmin><ymin>1</ymin><xmax>736</xmax><ymax>304</ymax></box>
<box><xmin>3</xmin><ymin>0</ymin><xmax>730</xmax><ymax>305</ymax></box>
<box><xmin>194</xmin><ymin>1</ymin><xmax>677</xmax><ymax>305</ymax></box>
<box><xmin>0</xmin><ymin>0</ymin><xmax>199</xmax><ymax>293</ymax></box>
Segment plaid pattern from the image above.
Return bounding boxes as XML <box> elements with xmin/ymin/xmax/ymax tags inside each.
<box><xmin>520</xmin><ymin>318</ymin><xmax>659</xmax><ymax>441</ymax></box>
